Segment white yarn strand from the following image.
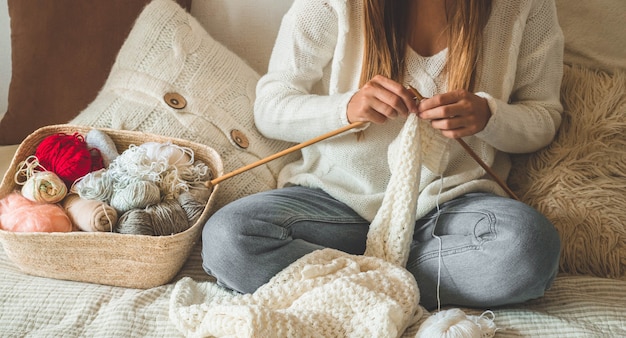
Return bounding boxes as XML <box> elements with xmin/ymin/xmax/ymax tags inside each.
<box><xmin>433</xmin><ymin>175</ymin><xmax>445</xmax><ymax>312</ymax></box>
<box><xmin>415</xmin><ymin>153</ymin><xmax>498</xmax><ymax>338</ymax></box>
<box><xmin>360</xmin><ymin>112</ymin><xmax>499</xmax><ymax>337</ymax></box>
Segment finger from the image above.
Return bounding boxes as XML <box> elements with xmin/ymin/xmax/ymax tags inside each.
<box><xmin>370</xmin><ymin>75</ymin><xmax>418</xmax><ymax>115</ymax></box>
<box><xmin>346</xmin><ymin>91</ymin><xmax>389</xmax><ymax>124</ymax></box>
<box><xmin>351</xmin><ymin>87</ymin><xmax>398</xmax><ymax>122</ymax></box>
<box><xmin>371</xmin><ymin>96</ymin><xmax>400</xmax><ymax>120</ymax></box>
<box><xmin>418</xmin><ymin>90</ymin><xmax>463</xmax><ymax>112</ymax></box>
<box><xmin>350</xmin><ymin>99</ymin><xmax>389</xmax><ymax>124</ymax></box>
<box><xmin>430</xmin><ymin>118</ymin><xmax>470</xmax><ymax>139</ymax></box>
<box><xmin>430</xmin><ymin>115</ymin><xmax>464</xmax><ymax>131</ymax></box>
<box><xmin>429</xmin><ymin>112</ymin><xmax>484</xmax><ymax>138</ymax></box>
<box><xmin>418</xmin><ymin>90</ymin><xmax>477</xmax><ymax>121</ymax></box>
<box><xmin>419</xmin><ymin>103</ymin><xmax>465</xmax><ymax>121</ymax></box>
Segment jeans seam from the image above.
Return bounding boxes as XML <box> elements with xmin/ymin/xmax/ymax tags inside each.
<box><xmin>274</xmin><ymin>215</ymin><xmax>367</xmax><ymax>240</ymax></box>
<box><xmin>282</xmin><ymin>215</ymin><xmax>367</xmax><ymax>228</ymax></box>
<box><xmin>408</xmin><ymin>244</ymin><xmax>483</xmax><ymax>269</ymax></box>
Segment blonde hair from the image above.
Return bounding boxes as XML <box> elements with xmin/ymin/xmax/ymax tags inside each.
<box><xmin>360</xmin><ymin>1</ymin><xmax>493</xmax><ymax>91</ymax></box>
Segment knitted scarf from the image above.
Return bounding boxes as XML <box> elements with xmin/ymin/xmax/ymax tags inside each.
<box><xmin>170</xmin><ymin>114</ymin><xmax>425</xmax><ymax>337</ymax></box>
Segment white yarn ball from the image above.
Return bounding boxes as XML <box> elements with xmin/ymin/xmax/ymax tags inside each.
<box><xmin>21</xmin><ymin>171</ymin><xmax>68</xmax><ymax>203</ymax></box>
<box><xmin>140</xmin><ymin>142</ymin><xmax>192</xmax><ymax>167</ymax></box>
<box><xmin>86</xmin><ymin>128</ymin><xmax>119</xmax><ymax>167</ymax></box>
<box><xmin>416</xmin><ymin>308</ymin><xmax>496</xmax><ymax>338</ymax></box>
<box><xmin>72</xmin><ymin>169</ymin><xmax>114</xmax><ymax>202</ymax></box>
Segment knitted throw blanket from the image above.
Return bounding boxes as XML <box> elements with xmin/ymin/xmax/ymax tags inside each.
<box><xmin>170</xmin><ymin>115</ymin><xmax>425</xmax><ymax>337</ymax></box>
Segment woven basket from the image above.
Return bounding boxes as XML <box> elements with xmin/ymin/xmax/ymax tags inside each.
<box><xmin>0</xmin><ymin>124</ymin><xmax>224</xmax><ymax>289</ymax></box>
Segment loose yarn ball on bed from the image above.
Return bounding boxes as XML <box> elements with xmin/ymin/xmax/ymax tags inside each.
<box><xmin>416</xmin><ymin>308</ymin><xmax>497</xmax><ymax>338</ymax></box>
<box><xmin>0</xmin><ymin>192</ymin><xmax>72</xmax><ymax>233</ymax></box>
<box><xmin>35</xmin><ymin>133</ymin><xmax>104</xmax><ymax>188</ymax></box>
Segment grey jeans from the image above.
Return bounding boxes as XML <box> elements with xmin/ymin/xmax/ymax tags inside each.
<box><xmin>201</xmin><ymin>185</ymin><xmax>560</xmax><ymax>310</ymax></box>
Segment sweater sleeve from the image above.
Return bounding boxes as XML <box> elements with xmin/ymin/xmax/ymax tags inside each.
<box><xmin>475</xmin><ymin>0</ymin><xmax>564</xmax><ymax>154</ymax></box>
<box><xmin>254</xmin><ymin>0</ymin><xmax>357</xmax><ymax>143</ymax></box>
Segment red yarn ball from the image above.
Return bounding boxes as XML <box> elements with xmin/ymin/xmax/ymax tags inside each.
<box><xmin>35</xmin><ymin>133</ymin><xmax>105</xmax><ymax>188</ymax></box>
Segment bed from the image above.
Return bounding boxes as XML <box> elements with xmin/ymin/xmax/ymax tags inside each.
<box><xmin>1</xmin><ymin>0</ymin><xmax>625</xmax><ymax>337</ymax></box>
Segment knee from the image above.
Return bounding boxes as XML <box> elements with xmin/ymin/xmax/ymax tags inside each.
<box><xmin>509</xmin><ymin>202</ymin><xmax>561</xmax><ymax>268</ymax></box>
<box><xmin>492</xmin><ymin>203</ymin><xmax>561</xmax><ymax>304</ymax></box>
<box><xmin>201</xmin><ymin>206</ymin><xmax>236</xmax><ymax>257</ymax></box>
<box><xmin>200</xmin><ymin>194</ymin><xmax>290</xmax><ymax>272</ymax></box>
<box><xmin>201</xmin><ymin>202</ymin><xmax>252</xmax><ymax>271</ymax></box>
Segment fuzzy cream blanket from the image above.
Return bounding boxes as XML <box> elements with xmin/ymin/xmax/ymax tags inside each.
<box><xmin>509</xmin><ymin>65</ymin><xmax>626</xmax><ymax>280</ymax></box>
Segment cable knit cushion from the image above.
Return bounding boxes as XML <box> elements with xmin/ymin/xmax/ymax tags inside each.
<box><xmin>69</xmin><ymin>0</ymin><xmax>296</xmax><ymax>210</ymax></box>
<box><xmin>0</xmin><ymin>0</ymin><xmax>191</xmax><ymax>145</ymax></box>
<box><xmin>508</xmin><ymin>64</ymin><xmax>626</xmax><ymax>280</ymax></box>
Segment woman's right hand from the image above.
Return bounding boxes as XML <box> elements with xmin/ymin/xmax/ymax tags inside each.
<box><xmin>346</xmin><ymin>75</ymin><xmax>419</xmax><ymax>124</ymax></box>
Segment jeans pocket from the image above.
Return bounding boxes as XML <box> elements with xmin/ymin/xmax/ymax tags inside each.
<box><xmin>410</xmin><ymin>209</ymin><xmax>497</xmax><ymax>267</ymax></box>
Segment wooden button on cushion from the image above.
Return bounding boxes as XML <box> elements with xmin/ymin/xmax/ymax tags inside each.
<box><xmin>230</xmin><ymin>129</ymin><xmax>249</xmax><ymax>149</ymax></box>
<box><xmin>164</xmin><ymin>92</ymin><xmax>187</xmax><ymax>109</ymax></box>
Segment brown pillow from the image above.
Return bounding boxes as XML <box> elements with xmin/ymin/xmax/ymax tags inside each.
<box><xmin>0</xmin><ymin>0</ymin><xmax>191</xmax><ymax>145</ymax></box>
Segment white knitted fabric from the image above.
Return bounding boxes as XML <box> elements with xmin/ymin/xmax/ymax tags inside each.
<box><xmin>364</xmin><ymin>114</ymin><xmax>421</xmax><ymax>267</ymax></box>
<box><xmin>171</xmin><ymin>249</ymin><xmax>423</xmax><ymax>338</ymax></box>
<box><xmin>170</xmin><ymin>115</ymin><xmax>425</xmax><ymax>337</ymax></box>
<box><xmin>69</xmin><ymin>0</ymin><xmax>297</xmax><ymax>210</ymax></box>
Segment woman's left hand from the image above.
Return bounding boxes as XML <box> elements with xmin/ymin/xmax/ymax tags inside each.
<box><xmin>417</xmin><ymin>89</ymin><xmax>492</xmax><ymax>139</ymax></box>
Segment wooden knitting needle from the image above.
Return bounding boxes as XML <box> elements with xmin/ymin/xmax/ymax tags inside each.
<box><xmin>206</xmin><ymin>87</ymin><xmax>519</xmax><ymax>201</ymax></box>
<box><xmin>407</xmin><ymin>85</ymin><xmax>519</xmax><ymax>200</ymax></box>
<box><xmin>205</xmin><ymin>121</ymin><xmax>367</xmax><ymax>188</ymax></box>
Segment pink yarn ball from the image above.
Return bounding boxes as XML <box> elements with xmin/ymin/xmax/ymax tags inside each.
<box><xmin>0</xmin><ymin>192</ymin><xmax>73</xmax><ymax>233</ymax></box>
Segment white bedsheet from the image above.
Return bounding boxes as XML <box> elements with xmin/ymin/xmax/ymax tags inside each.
<box><xmin>1</xmin><ymin>239</ymin><xmax>625</xmax><ymax>337</ymax></box>
<box><xmin>1</xmin><ymin>143</ymin><xmax>626</xmax><ymax>337</ymax></box>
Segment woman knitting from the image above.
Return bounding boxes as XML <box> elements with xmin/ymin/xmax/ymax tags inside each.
<box><xmin>202</xmin><ymin>0</ymin><xmax>564</xmax><ymax>310</ymax></box>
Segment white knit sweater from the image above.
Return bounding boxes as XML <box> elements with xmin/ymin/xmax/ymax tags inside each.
<box><xmin>254</xmin><ymin>0</ymin><xmax>564</xmax><ymax>222</ymax></box>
